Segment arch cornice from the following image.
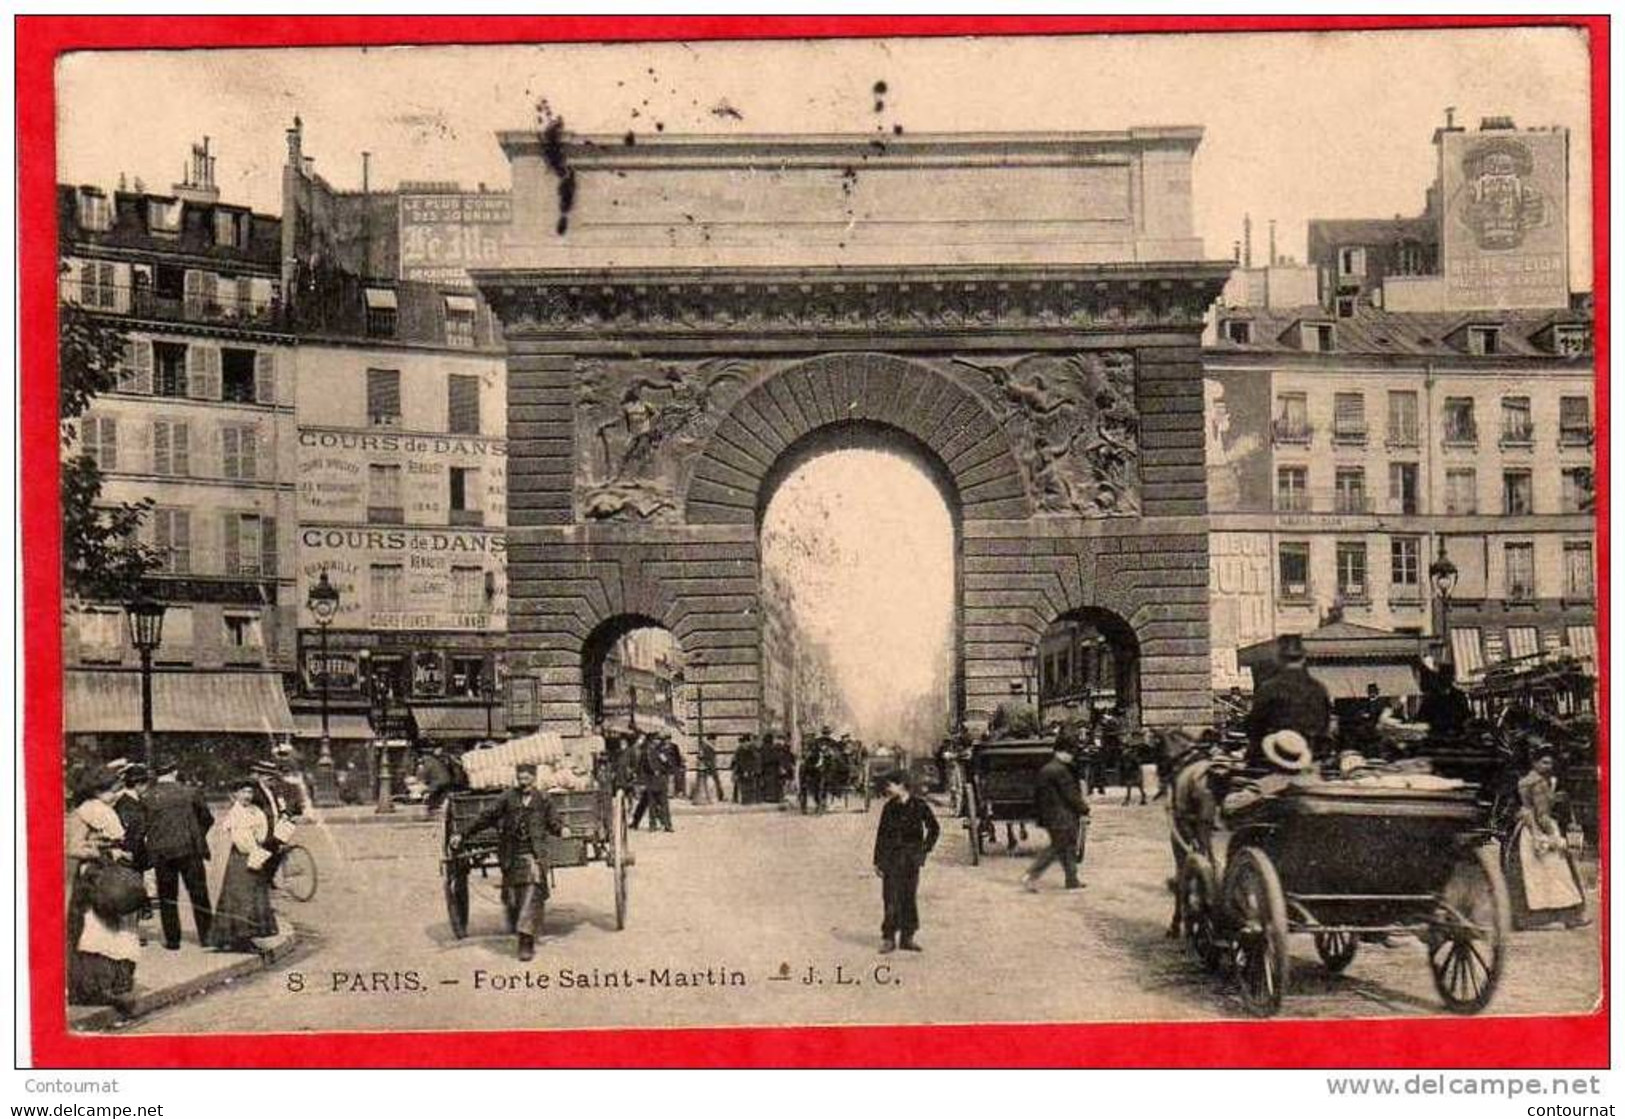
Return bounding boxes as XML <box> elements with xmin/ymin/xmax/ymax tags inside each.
<box><xmin>473</xmin><ymin>262</ymin><xmax>1231</xmax><ymax>342</ymax></box>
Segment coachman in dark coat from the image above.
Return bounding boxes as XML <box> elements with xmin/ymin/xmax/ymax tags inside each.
<box><xmin>872</xmin><ymin>772</ymin><xmax>939</xmax><ymax>952</ymax></box>
<box><xmin>1245</xmin><ymin>633</ymin><xmax>1332</xmax><ymax>767</ymax></box>
<box><xmin>454</xmin><ymin>764</ymin><xmax>564</xmax><ymax>960</ymax></box>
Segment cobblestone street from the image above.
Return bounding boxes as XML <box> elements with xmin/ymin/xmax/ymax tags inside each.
<box><xmin>125</xmin><ymin>794</ymin><xmax>1601</xmax><ymax>1035</ymax></box>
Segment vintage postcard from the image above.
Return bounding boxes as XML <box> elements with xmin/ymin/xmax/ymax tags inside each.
<box><xmin>27</xmin><ymin>17</ymin><xmax>1606</xmax><ymax>1066</ymax></box>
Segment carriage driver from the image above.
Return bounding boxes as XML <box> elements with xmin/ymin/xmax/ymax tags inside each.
<box><xmin>450</xmin><ymin>763</ymin><xmax>567</xmax><ymax>962</ymax></box>
<box><xmin>1245</xmin><ymin>633</ymin><xmax>1331</xmax><ymax>772</ymax></box>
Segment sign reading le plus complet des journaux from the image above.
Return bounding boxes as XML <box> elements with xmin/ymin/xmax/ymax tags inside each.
<box><xmin>1440</xmin><ymin>129</ymin><xmax>1569</xmax><ymax>311</ymax></box>
<box><xmin>398</xmin><ymin>192</ymin><xmax>513</xmax><ymax>288</ymax></box>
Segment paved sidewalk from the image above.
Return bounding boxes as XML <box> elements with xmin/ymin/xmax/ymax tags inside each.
<box><xmin>68</xmin><ymin>924</ymin><xmax>305</xmax><ymax>1032</ymax></box>
<box><xmin>307</xmin><ymin>796</ymin><xmax>794</xmax><ymax>826</ymax></box>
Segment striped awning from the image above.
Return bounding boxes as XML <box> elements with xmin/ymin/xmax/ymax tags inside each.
<box><xmin>410</xmin><ymin>703</ymin><xmax>505</xmax><ymax>740</ymax></box>
<box><xmin>293</xmin><ymin>712</ymin><xmax>377</xmax><ymax>740</ymax></box>
<box><xmin>65</xmin><ymin>670</ymin><xmax>295</xmax><ymax>735</ymax></box>
<box><xmin>364</xmin><ymin>287</ymin><xmax>398</xmax><ymax>310</ymax></box>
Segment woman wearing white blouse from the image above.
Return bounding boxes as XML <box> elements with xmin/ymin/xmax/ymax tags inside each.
<box><xmin>209</xmin><ymin>780</ymin><xmax>279</xmax><ymax>951</ymax></box>
<box><xmin>66</xmin><ymin>771</ymin><xmax>141</xmax><ymax>1005</ymax></box>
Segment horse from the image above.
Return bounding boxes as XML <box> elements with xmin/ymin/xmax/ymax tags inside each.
<box><xmin>1164</xmin><ymin>732</ymin><xmax>1240</xmax><ymax>939</ymax></box>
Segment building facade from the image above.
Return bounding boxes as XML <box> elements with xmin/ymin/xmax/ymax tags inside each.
<box><xmin>59</xmin><ymin>144</ymin><xmax>300</xmax><ymax>772</ymax></box>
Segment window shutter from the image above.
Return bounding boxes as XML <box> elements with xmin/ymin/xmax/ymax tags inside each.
<box><xmin>110</xmin><ymin>262</ymin><xmax>131</xmax><ymax>313</ymax></box>
<box><xmin>251</xmin><ymin>277</ymin><xmax>274</xmax><ymax>312</ymax></box>
<box><xmin>172</xmin><ymin>422</ymin><xmax>190</xmax><ymax>476</ymax></box>
<box><xmin>223</xmin><ymin>512</ymin><xmax>240</xmax><ymax>576</ymax></box>
<box><xmin>260</xmin><ymin>515</ymin><xmax>277</xmax><ymax>578</ymax></box>
<box><xmin>254</xmin><ymin>349</ymin><xmax>277</xmax><ymax>405</ymax></box>
<box><xmin>99</xmin><ymin>417</ymin><xmax>117</xmax><ymax>471</ymax></box>
<box><xmin>152</xmin><ymin>420</ymin><xmax>170</xmax><ymax>474</ymax></box>
<box><xmin>62</xmin><ymin>258</ymin><xmax>82</xmax><ymax>302</ymax></box>
<box><xmin>184</xmin><ymin>269</ymin><xmax>204</xmax><ymax>316</ymax></box>
<box><xmin>134</xmin><ymin>339</ymin><xmax>153</xmax><ymax>394</ymax></box>
<box><xmin>243</xmin><ymin>426</ymin><xmax>258</xmax><ymax>480</ymax></box>
<box><xmin>222</xmin><ymin>426</ymin><xmax>240</xmax><ymax>479</ymax></box>
<box><xmin>173</xmin><ymin>510</ymin><xmax>190</xmax><ymax>574</ymax></box>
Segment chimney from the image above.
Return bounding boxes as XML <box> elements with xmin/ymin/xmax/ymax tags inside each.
<box><xmin>1232</xmin><ymin>240</ymin><xmax>1241</xmax><ymax>263</ymax></box>
<box><xmin>1479</xmin><ymin>115</ymin><xmax>1517</xmax><ymax>131</ymax></box>
<box><xmin>1268</xmin><ymin>219</ymin><xmax>1277</xmax><ymax>267</ymax></box>
<box><xmin>1243</xmin><ymin>213</ymin><xmax>1253</xmax><ymax>269</ymax></box>
<box><xmin>172</xmin><ymin>135</ymin><xmax>220</xmax><ymax>203</ymax></box>
<box><xmin>286</xmin><ymin>115</ymin><xmax>304</xmax><ymax>169</ymax></box>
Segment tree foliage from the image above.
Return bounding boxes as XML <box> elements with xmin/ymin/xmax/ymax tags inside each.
<box><xmin>59</xmin><ymin>286</ymin><xmax>157</xmax><ymax>603</ymax></box>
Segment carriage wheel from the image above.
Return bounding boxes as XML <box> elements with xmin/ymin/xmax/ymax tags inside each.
<box><xmin>964</xmin><ymin>781</ymin><xmax>982</xmax><ymax>865</ymax></box>
<box><xmin>1313</xmin><ymin>931</ymin><xmax>1359</xmax><ymax>974</ymax></box>
<box><xmin>1225</xmin><ymin>847</ymin><xmax>1289</xmax><ymax>1017</ymax></box>
<box><xmin>273</xmin><ymin>844</ymin><xmax>318</xmax><ymax>902</ymax></box>
<box><xmin>1179</xmin><ymin>855</ymin><xmax>1222</xmax><ymax>972</ymax></box>
<box><xmin>443</xmin><ymin>860</ymin><xmax>470</xmax><ymax>940</ymax></box>
<box><xmin>611</xmin><ymin>790</ymin><xmax>629</xmax><ymax>931</ymax></box>
<box><xmin>1427</xmin><ymin>844</ymin><xmax>1509</xmax><ymax>1014</ymax></box>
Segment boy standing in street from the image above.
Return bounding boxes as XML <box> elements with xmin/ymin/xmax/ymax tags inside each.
<box><xmin>872</xmin><ymin>773</ymin><xmax>939</xmax><ymax>954</ymax></box>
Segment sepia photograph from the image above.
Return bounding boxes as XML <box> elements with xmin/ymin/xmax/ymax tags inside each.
<box><xmin>29</xmin><ymin>16</ymin><xmax>1604</xmax><ymax>1062</ymax></box>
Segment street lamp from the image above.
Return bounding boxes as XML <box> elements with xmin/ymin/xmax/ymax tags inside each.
<box><xmin>306</xmin><ymin>570</ymin><xmax>340</xmax><ymax>803</ymax></box>
<box><xmin>481</xmin><ymin>659</ymin><xmax>498</xmax><ymax>742</ymax></box>
<box><xmin>1429</xmin><ymin>538</ymin><xmax>1459</xmax><ymax>667</ymax></box>
<box><xmin>689</xmin><ymin>651</ymin><xmax>706</xmax><ymax>742</ymax></box>
<box><xmin>1021</xmin><ymin>651</ymin><xmax>1037</xmax><ymax>711</ymax></box>
<box><xmin>124</xmin><ymin>590</ymin><xmax>167</xmax><ymax>773</ymax></box>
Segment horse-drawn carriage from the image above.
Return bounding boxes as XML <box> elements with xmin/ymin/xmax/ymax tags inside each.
<box><xmin>440</xmin><ymin>744</ymin><xmax>631</xmax><ymax>938</ymax></box>
<box><xmin>957</xmin><ymin>737</ymin><xmax>1083</xmax><ymax>866</ymax></box>
<box><xmin>1171</xmin><ymin>757</ymin><xmax>1509</xmax><ymax>1017</ymax></box>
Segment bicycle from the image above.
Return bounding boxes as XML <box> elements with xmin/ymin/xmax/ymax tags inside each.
<box><xmin>270</xmin><ymin>843</ymin><xmax>318</xmax><ymax>902</ymax></box>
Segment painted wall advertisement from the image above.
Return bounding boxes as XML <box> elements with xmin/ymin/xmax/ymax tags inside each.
<box><xmin>398</xmin><ymin>192</ymin><xmax>513</xmax><ymax>287</ymax></box>
<box><xmin>1209</xmin><ymin>532</ymin><xmax>1274</xmax><ymax>689</ymax></box>
<box><xmin>1440</xmin><ymin>129</ymin><xmax>1568</xmax><ymax>310</ymax></box>
<box><xmin>1204</xmin><ymin>373</ymin><xmax>1272</xmax><ymax>513</ymax></box>
<box><xmin>297</xmin><ymin>428</ymin><xmax>507</xmax><ymax>525</ymax></box>
<box><xmin>297</xmin><ymin>532</ymin><xmax>507</xmax><ymax>633</ymax></box>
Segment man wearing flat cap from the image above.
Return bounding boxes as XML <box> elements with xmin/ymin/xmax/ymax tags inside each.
<box><xmin>1245</xmin><ymin>633</ymin><xmax>1331</xmax><ymax>770</ymax></box>
<box><xmin>453</xmin><ymin>762</ymin><xmax>565</xmax><ymax>960</ymax></box>
<box><xmin>142</xmin><ymin>758</ymin><xmax>214</xmax><ymax>949</ymax></box>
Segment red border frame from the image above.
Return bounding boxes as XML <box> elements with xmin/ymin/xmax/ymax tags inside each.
<box><xmin>19</xmin><ymin>14</ymin><xmax>1609</xmax><ymax>1068</ymax></box>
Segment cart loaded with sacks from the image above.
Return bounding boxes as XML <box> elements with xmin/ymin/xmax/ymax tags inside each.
<box><xmin>440</xmin><ymin>732</ymin><xmax>631</xmax><ymax>938</ymax></box>
<box><xmin>1172</xmin><ymin>769</ymin><xmax>1510</xmax><ymax>1017</ymax></box>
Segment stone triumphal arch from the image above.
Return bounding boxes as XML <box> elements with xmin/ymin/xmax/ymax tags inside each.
<box><xmin>475</xmin><ymin>129</ymin><xmax>1230</xmax><ymax>742</ymax></box>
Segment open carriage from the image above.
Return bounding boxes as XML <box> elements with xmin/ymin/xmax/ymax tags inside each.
<box><xmin>1173</xmin><ymin>774</ymin><xmax>1509</xmax><ymax>1017</ymax></box>
<box><xmin>439</xmin><ymin>741</ymin><xmax>631</xmax><ymax>938</ymax></box>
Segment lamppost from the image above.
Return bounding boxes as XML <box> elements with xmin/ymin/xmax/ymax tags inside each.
<box><xmin>689</xmin><ymin>651</ymin><xmax>706</xmax><ymax>742</ymax></box>
<box><xmin>1429</xmin><ymin>538</ymin><xmax>1459</xmax><ymax>667</ymax></box>
<box><xmin>124</xmin><ymin>590</ymin><xmax>167</xmax><ymax>773</ymax></box>
<box><xmin>370</xmin><ymin>679</ymin><xmax>396</xmax><ymax>816</ymax></box>
<box><xmin>1021</xmin><ymin>651</ymin><xmax>1038</xmax><ymax>711</ymax></box>
<box><xmin>481</xmin><ymin>659</ymin><xmax>497</xmax><ymax>742</ymax></box>
<box><xmin>307</xmin><ymin>571</ymin><xmax>340</xmax><ymax>804</ymax></box>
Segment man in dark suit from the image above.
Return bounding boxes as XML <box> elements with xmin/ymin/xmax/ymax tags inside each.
<box><xmin>1245</xmin><ymin>633</ymin><xmax>1332</xmax><ymax>767</ymax></box>
<box><xmin>142</xmin><ymin>758</ymin><xmax>214</xmax><ymax>949</ymax></box>
<box><xmin>113</xmin><ymin>762</ymin><xmax>150</xmax><ymax>872</ymax></box>
<box><xmin>872</xmin><ymin>772</ymin><xmax>939</xmax><ymax>953</ymax></box>
<box><xmin>453</xmin><ymin>763</ymin><xmax>565</xmax><ymax>960</ymax></box>
<box><xmin>733</xmin><ymin>734</ymin><xmax>760</xmax><ymax>804</ymax></box>
<box><xmin>694</xmin><ymin>734</ymin><xmax>723</xmax><ymax>804</ymax></box>
<box><xmin>1023</xmin><ymin>742</ymin><xmax>1090</xmax><ymax>891</ymax></box>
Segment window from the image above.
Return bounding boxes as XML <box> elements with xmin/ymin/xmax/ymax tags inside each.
<box><xmin>1336</xmin><ymin>541</ymin><xmax>1368</xmax><ymax>600</ymax></box>
<box><xmin>1301</xmin><ymin>322</ymin><xmax>1335</xmax><ymax>352</ymax></box>
<box><xmin>449</xmin><ymin>466</ymin><xmax>482</xmax><ymax>525</ymax></box>
<box><xmin>1389</xmin><ymin>462</ymin><xmax>1419</xmax><ymax>514</ymax></box>
<box><xmin>1559</xmin><ymin>396</ymin><xmax>1593</xmax><ymax>445</ymax></box>
<box><xmin>1561</xmin><ymin>468</ymin><xmax>1594</xmax><ymax>515</ymax></box>
<box><xmin>213</xmin><ymin>209</ymin><xmax>246</xmax><ymax>249</ymax></box>
<box><xmin>369</xmin><ymin>464</ymin><xmax>404</xmax><ymax>523</ymax></box>
<box><xmin>364</xmin><ymin>288</ymin><xmax>398</xmax><ymax>338</ymax></box>
<box><xmin>1278</xmin><ymin>542</ymin><xmax>1311</xmax><ymax>599</ymax></box>
<box><xmin>156</xmin><ymin>606</ymin><xmax>194</xmax><ymax>664</ymax></box>
<box><xmin>448</xmin><ymin>655</ymin><xmax>487</xmax><ymax>698</ymax></box>
<box><xmin>1504</xmin><ymin>542</ymin><xmax>1535</xmax><ymax>601</ymax></box>
<box><xmin>1338</xmin><ymin>246</ymin><xmax>1366</xmax><ymax>277</ymax></box>
<box><xmin>223</xmin><ymin>612</ymin><xmax>265</xmax><ymax>655</ymax></box>
<box><xmin>1502</xmin><ymin>470</ymin><xmax>1534</xmax><ymax>516</ymax></box>
<box><xmin>79</xmin><ymin>415</ymin><xmax>117</xmax><ymax>471</ymax></box>
<box><xmin>1396</xmin><ymin>240</ymin><xmax>1425</xmax><ymax>276</ymax></box>
<box><xmin>451</xmin><ymin>566</ymin><xmax>485</xmax><ymax>613</ymax></box>
<box><xmin>221</xmin><ymin>425</ymin><xmax>258</xmax><ymax>481</ymax></box>
<box><xmin>147</xmin><ymin>198</ymin><xmax>182</xmax><ymax>234</ymax></box>
<box><xmin>444</xmin><ymin>296</ymin><xmax>478</xmax><ymax>348</ymax></box>
<box><xmin>370</xmin><ymin>563</ymin><xmax>405</xmax><ymax>614</ymax></box>
<box><xmin>448</xmin><ymin>375</ymin><xmax>480</xmax><ymax>434</ymax></box>
<box><xmin>1468</xmin><ymin>326</ymin><xmax>1501</xmax><ymax>356</ymax></box>
<box><xmin>76</xmin><ymin>189</ymin><xmax>112</xmax><ymax>232</ymax></box>
<box><xmin>1223</xmin><ymin>319</ymin><xmax>1252</xmax><ymax>344</ymax></box>
<box><xmin>1443</xmin><ymin>397</ymin><xmax>1477</xmax><ymax>444</ymax></box>
<box><xmin>1391</xmin><ymin>537</ymin><xmax>1421</xmax><ymax>589</ymax></box>
<box><xmin>151</xmin><ymin>419</ymin><xmax>191</xmax><ymax>476</ymax></box>
<box><xmin>222</xmin><ymin>512</ymin><xmax>275</xmax><ymax>578</ymax></box>
<box><xmin>1274</xmin><ymin>393</ymin><xmax>1310</xmax><ymax>442</ymax></box>
<box><xmin>77</xmin><ymin>260</ymin><xmax>118</xmax><ymax>309</ymax></box>
<box><xmin>1276</xmin><ymin>466</ymin><xmax>1309</xmax><ymax>512</ymax></box>
<box><xmin>1332</xmin><ymin>393</ymin><xmax>1367</xmax><ymax>442</ymax></box>
<box><xmin>222</xmin><ymin>348</ymin><xmax>257</xmax><ymax>404</ymax></box>
<box><xmin>1552</xmin><ymin>325</ymin><xmax>1590</xmax><ymax>356</ymax></box>
<box><xmin>367</xmin><ymin>368</ymin><xmax>402</xmax><ymax>427</ymax></box>
<box><xmin>1564</xmin><ymin>541</ymin><xmax>1594</xmax><ymax>600</ymax></box>
<box><xmin>117</xmin><ymin>339</ymin><xmax>152</xmax><ymax>394</ymax></box>
<box><xmin>1335</xmin><ymin>295</ymin><xmax>1357</xmax><ymax>319</ymax></box>
<box><xmin>77</xmin><ymin>608</ymin><xmax>123</xmax><ymax>663</ymax></box>
<box><xmin>1500</xmin><ymin>396</ymin><xmax>1533</xmax><ymax>444</ymax></box>
<box><xmin>1445</xmin><ymin>468</ymin><xmax>1478</xmax><ymax>516</ymax></box>
<box><xmin>1334</xmin><ymin>467</ymin><xmax>1367</xmax><ymax>514</ymax></box>
<box><xmin>154</xmin><ymin>341</ymin><xmax>188</xmax><ymax>397</ymax></box>
<box><xmin>149</xmin><ymin>508</ymin><xmax>191</xmax><ymax>574</ymax></box>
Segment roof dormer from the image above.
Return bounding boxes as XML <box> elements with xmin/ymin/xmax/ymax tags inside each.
<box><xmin>1444</xmin><ymin>319</ymin><xmax>1506</xmax><ymax>356</ymax></box>
<box><xmin>1280</xmin><ymin>318</ymin><xmax>1336</xmax><ymax>352</ymax></box>
<box><xmin>1531</xmin><ymin>318</ymin><xmax>1592</xmax><ymax>358</ymax></box>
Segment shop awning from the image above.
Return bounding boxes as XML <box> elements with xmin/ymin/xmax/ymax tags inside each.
<box><xmin>411</xmin><ymin>704</ymin><xmax>505</xmax><ymax>740</ymax></box>
<box><xmin>364</xmin><ymin>287</ymin><xmax>398</xmax><ymax>310</ymax></box>
<box><xmin>1307</xmin><ymin>663</ymin><xmax>1420</xmax><ymax>700</ymax></box>
<box><xmin>293</xmin><ymin>712</ymin><xmax>377</xmax><ymax>740</ymax></box>
<box><xmin>65</xmin><ymin>670</ymin><xmax>295</xmax><ymax>735</ymax></box>
<box><xmin>444</xmin><ymin>293</ymin><xmax>478</xmax><ymax>314</ymax></box>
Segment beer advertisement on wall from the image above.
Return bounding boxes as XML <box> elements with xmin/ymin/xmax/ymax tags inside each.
<box><xmin>1439</xmin><ymin>127</ymin><xmax>1569</xmax><ymax>310</ymax></box>
<box><xmin>398</xmin><ymin>190</ymin><xmax>513</xmax><ymax>288</ymax></box>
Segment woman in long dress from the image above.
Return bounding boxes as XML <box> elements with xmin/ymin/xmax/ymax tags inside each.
<box><xmin>210</xmin><ymin>779</ymin><xmax>278</xmax><ymax>951</ymax></box>
<box><xmin>1508</xmin><ymin>750</ymin><xmax>1589</xmax><ymax>930</ymax></box>
<box><xmin>65</xmin><ymin>771</ymin><xmax>141</xmax><ymax>1006</ymax></box>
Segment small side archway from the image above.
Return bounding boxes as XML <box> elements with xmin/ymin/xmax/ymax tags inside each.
<box><xmin>1035</xmin><ymin>606</ymin><xmax>1142</xmax><ymax>727</ymax></box>
<box><xmin>581</xmin><ymin>613</ymin><xmax>686</xmax><ymax>733</ymax></box>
